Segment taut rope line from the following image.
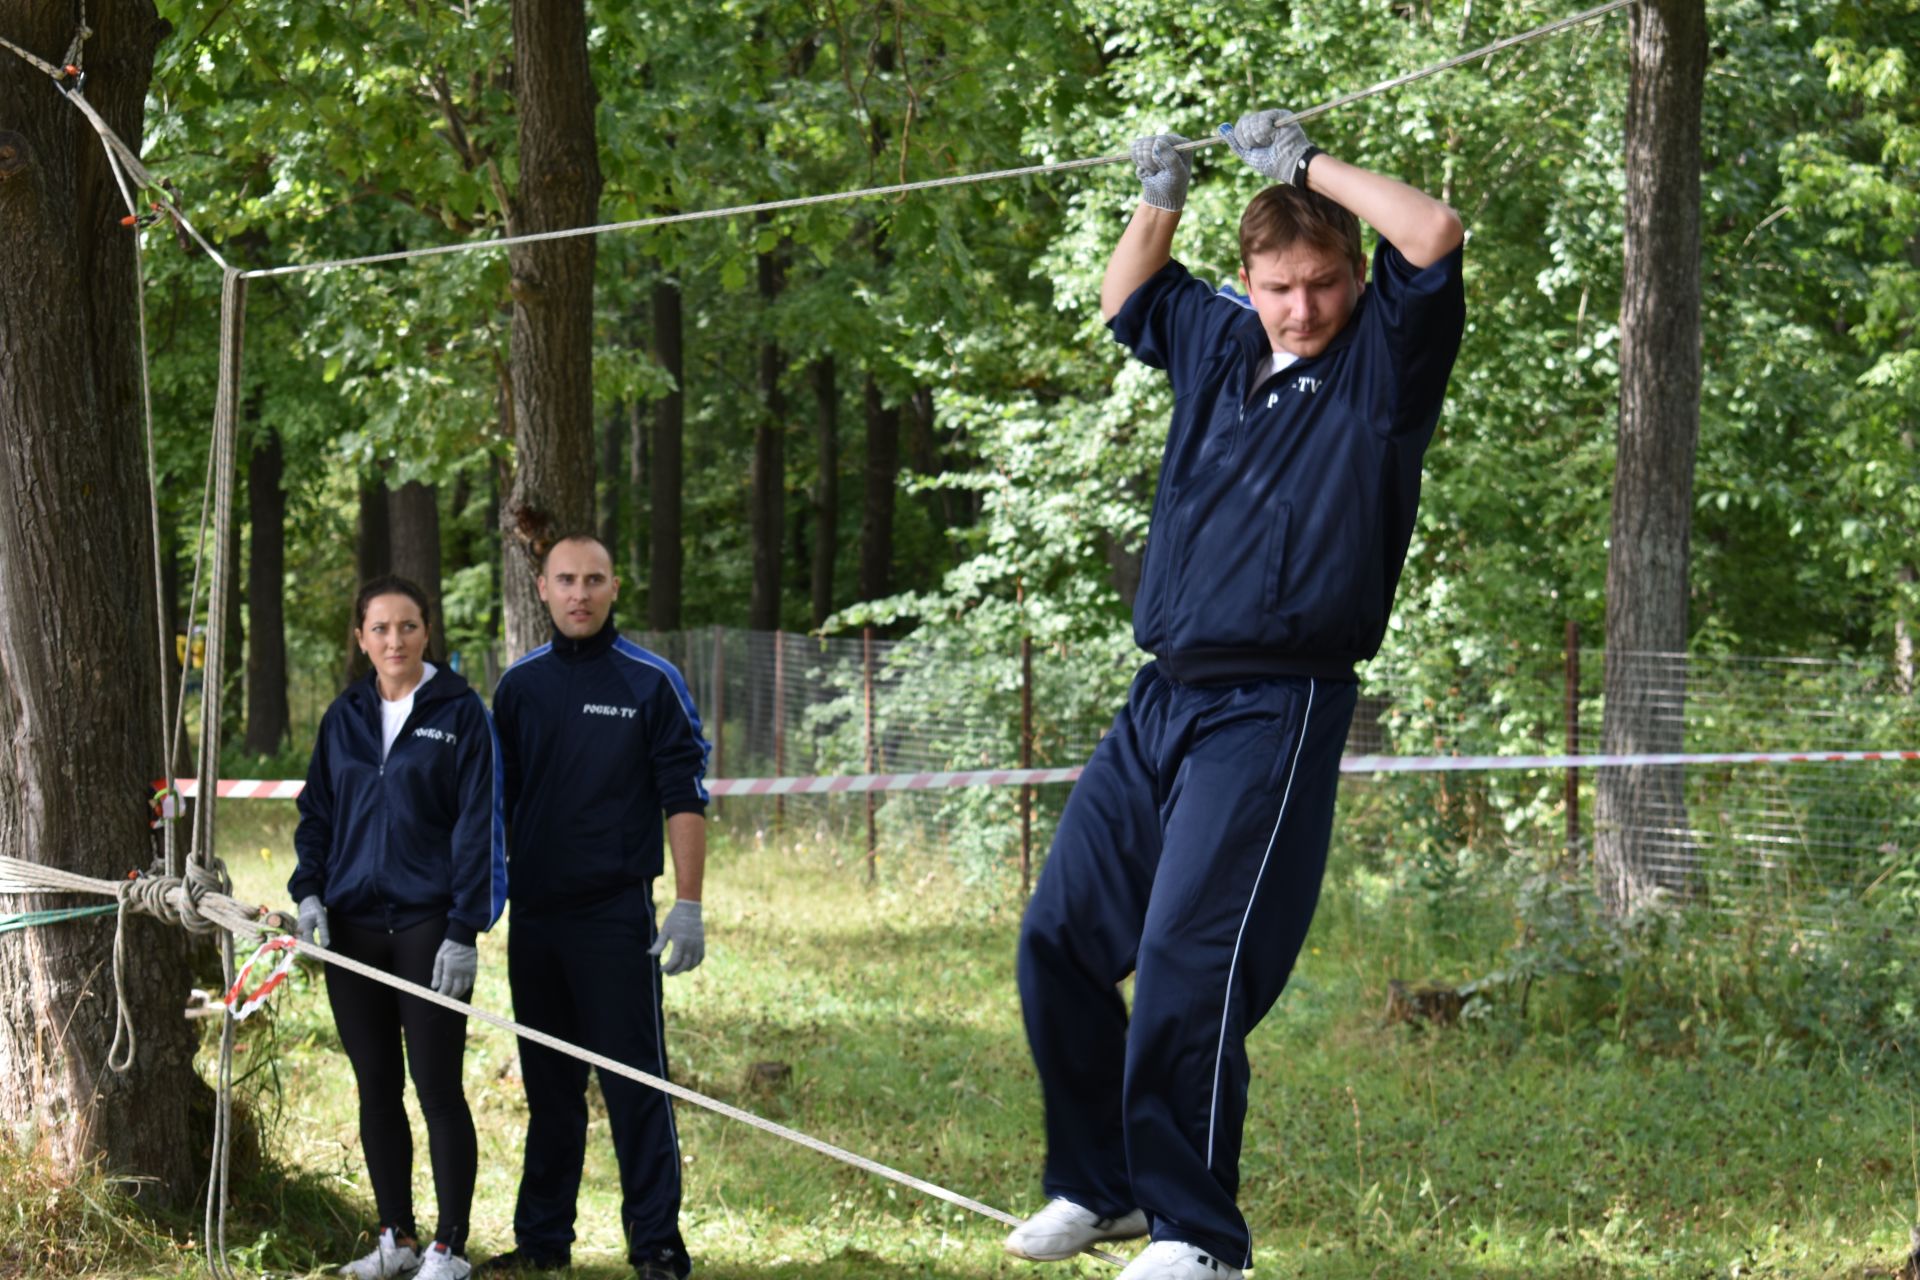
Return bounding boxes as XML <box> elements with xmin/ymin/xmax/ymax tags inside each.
<box><xmin>0</xmin><ymin>855</ymin><xmax>1127</xmax><ymax>1267</ymax></box>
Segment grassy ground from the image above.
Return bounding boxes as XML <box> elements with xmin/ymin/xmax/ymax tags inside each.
<box><xmin>15</xmin><ymin>799</ymin><xmax>1918</xmax><ymax>1278</ymax></box>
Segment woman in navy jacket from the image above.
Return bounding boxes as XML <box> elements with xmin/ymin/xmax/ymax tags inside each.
<box><xmin>291</xmin><ymin>576</ymin><xmax>506</xmax><ymax>1280</ymax></box>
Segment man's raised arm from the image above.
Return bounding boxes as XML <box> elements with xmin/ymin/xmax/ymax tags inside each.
<box><xmin>1101</xmin><ymin>134</ymin><xmax>1192</xmax><ymax>320</ymax></box>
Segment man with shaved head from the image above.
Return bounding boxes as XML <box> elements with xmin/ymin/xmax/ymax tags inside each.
<box><xmin>478</xmin><ymin>535</ymin><xmax>711</xmax><ymax>1280</ymax></box>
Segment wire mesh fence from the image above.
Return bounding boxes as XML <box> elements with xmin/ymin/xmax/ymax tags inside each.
<box><xmin>624</xmin><ymin>627</ymin><xmax>1920</xmax><ymax>919</ymax></box>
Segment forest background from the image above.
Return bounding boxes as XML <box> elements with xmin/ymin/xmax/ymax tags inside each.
<box><xmin>3</xmin><ymin>0</ymin><xmax>1920</xmax><ymax>1274</ymax></box>
<box><xmin>136</xmin><ymin>0</ymin><xmax>1917</xmax><ymax>782</ymax></box>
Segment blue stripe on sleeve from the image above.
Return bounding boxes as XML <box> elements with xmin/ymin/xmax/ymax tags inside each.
<box><xmin>612</xmin><ymin>638</ymin><xmax>712</xmax><ymax>802</ymax></box>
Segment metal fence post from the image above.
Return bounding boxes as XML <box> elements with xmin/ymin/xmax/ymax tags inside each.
<box><xmin>712</xmin><ymin>625</ymin><xmax>726</xmax><ymax>818</ymax></box>
<box><xmin>864</xmin><ymin>626</ymin><xmax>877</xmax><ymax>883</ymax></box>
<box><xmin>773</xmin><ymin>630</ymin><xmax>786</xmax><ymax>835</ymax></box>
<box><xmin>1021</xmin><ymin>633</ymin><xmax>1034</xmax><ymax>896</ymax></box>
<box><xmin>1565</xmin><ymin>619</ymin><xmax>1580</xmax><ymax>862</ymax></box>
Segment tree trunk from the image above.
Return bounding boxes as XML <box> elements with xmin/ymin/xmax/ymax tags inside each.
<box><xmin>357</xmin><ymin>473</ymin><xmax>391</xmax><ymax>583</ymax></box>
<box><xmin>859</xmin><ymin>374</ymin><xmax>899</xmax><ymax>603</ymax></box>
<box><xmin>388</xmin><ymin>480</ymin><xmax>447</xmax><ymax>664</ymax></box>
<box><xmin>348</xmin><ymin>475</ymin><xmax>390</xmax><ymax>682</ymax></box>
<box><xmin>243</xmin><ymin>429</ymin><xmax>290</xmax><ymax>755</ymax></box>
<box><xmin>649</xmin><ymin>274</ymin><xmax>684</xmax><ymax>630</ymax></box>
<box><xmin>1595</xmin><ymin>0</ymin><xmax>1707</xmax><ymax>917</ymax></box>
<box><xmin>627</xmin><ymin>396</ymin><xmax>647</xmax><ymax>601</ymax></box>
<box><xmin>501</xmin><ymin>0</ymin><xmax>601</xmax><ymax>659</ymax></box>
<box><xmin>810</xmin><ymin>357</ymin><xmax>839</xmax><ymax>629</ymax></box>
<box><xmin>750</xmin><ymin>242</ymin><xmax>785</xmax><ymax>631</ymax></box>
<box><xmin>599</xmin><ymin>401</ymin><xmax>623</xmax><ymax>568</ymax></box>
<box><xmin>0</xmin><ymin>0</ymin><xmax>205</xmax><ymax>1207</ymax></box>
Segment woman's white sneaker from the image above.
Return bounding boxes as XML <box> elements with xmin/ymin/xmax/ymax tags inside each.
<box><xmin>415</xmin><ymin>1242</ymin><xmax>472</xmax><ymax>1280</ymax></box>
<box><xmin>1114</xmin><ymin>1240</ymin><xmax>1243</xmax><ymax>1279</ymax></box>
<box><xmin>338</xmin><ymin>1227</ymin><xmax>422</xmax><ymax>1279</ymax></box>
<box><xmin>1004</xmin><ymin>1197</ymin><xmax>1149</xmax><ymax>1260</ymax></box>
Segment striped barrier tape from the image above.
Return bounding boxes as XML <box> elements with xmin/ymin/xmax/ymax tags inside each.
<box><xmin>218</xmin><ymin>935</ymin><xmax>300</xmax><ymax>1020</ymax></box>
<box><xmin>164</xmin><ymin>749</ymin><xmax>1920</xmax><ymax>802</ymax></box>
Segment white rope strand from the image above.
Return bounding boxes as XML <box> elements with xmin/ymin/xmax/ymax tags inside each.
<box><xmin>0</xmin><ymin>855</ymin><xmax>1124</xmax><ymax>1267</ymax></box>
<box><xmin>236</xmin><ymin>0</ymin><xmax>1635</xmax><ymax>283</ymax></box>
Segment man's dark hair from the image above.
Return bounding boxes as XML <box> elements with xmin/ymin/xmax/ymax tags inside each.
<box><xmin>353</xmin><ymin>575</ymin><xmax>432</xmax><ymax>631</ymax></box>
<box><xmin>539</xmin><ymin>532</ymin><xmax>615</xmax><ymax>573</ymax></box>
<box><xmin>1238</xmin><ymin>185</ymin><xmax>1364</xmax><ymax>272</ymax></box>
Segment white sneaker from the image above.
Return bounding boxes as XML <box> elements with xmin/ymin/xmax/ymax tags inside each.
<box><xmin>1004</xmin><ymin>1197</ymin><xmax>1149</xmax><ymax>1261</ymax></box>
<box><xmin>415</xmin><ymin>1242</ymin><xmax>472</xmax><ymax>1280</ymax></box>
<box><xmin>338</xmin><ymin>1227</ymin><xmax>422</xmax><ymax>1280</ymax></box>
<box><xmin>1115</xmin><ymin>1240</ymin><xmax>1243</xmax><ymax>1280</ymax></box>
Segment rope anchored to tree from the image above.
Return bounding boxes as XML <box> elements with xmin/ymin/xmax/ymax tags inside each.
<box><xmin>0</xmin><ymin>853</ymin><xmax>1128</xmax><ymax>1266</ymax></box>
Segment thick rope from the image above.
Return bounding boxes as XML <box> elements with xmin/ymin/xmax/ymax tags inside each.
<box><xmin>0</xmin><ymin>854</ymin><xmax>1125</xmax><ymax>1267</ymax></box>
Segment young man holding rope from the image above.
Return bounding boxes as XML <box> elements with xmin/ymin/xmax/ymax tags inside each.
<box><xmin>1007</xmin><ymin>108</ymin><xmax>1464</xmax><ymax>1280</ymax></box>
<box><xmin>478</xmin><ymin>534</ymin><xmax>711</xmax><ymax>1280</ymax></box>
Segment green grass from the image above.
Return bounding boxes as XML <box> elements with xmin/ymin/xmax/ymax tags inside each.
<box><xmin>8</xmin><ymin>800</ymin><xmax>1916</xmax><ymax>1277</ymax></box>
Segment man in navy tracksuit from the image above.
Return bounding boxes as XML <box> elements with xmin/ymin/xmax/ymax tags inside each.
<box><xmin>477</xmin><ymin>535</ymin><xmax>711</xmax><ymax>1280</ymax></box>
<box><xmin>1005</xmin><ymin>109</ymin><xmax>1465</xmax><ymax>1280</ymax></box>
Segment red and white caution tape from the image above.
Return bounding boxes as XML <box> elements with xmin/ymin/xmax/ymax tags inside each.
<box><xmin>218</xmin><ymin>935</ymin><xmax>300</xmax><ymax>1020</ymax></box>
<box><xmin>1339</xmin><ymin>748</ymin><xmax>1920</xmax><ymax>774</ymax></box>
<box><xmin>168</xmin><ymin>749</ymin><xmax>1920</xmax><ymax>803</ymax></box>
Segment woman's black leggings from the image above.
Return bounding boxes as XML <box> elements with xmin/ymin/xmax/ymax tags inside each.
<box><xmin>325</xmin><ymin>914</ymin><xmax>475</xmax><ymax>1253</ymax></box>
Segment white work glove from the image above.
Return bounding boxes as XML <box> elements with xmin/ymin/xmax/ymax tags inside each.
<box><xmin>430</xmin><ymin>938</ymin><xmax>478</xmax><ymax>1000</ymax></box>
<box><xmin>1220</xmin><ymin>108</ymin><xmax>1316</xmax><ymax>186</ymax></box>
<box><xmin>648</xmin><ymin>900</ymin><xmax>705</xmax><ymax>976</ymax></box>
<box><xmin>296</xmin><ymin>894</ymin><xmax>330</xmax><ymax>948</ymax></box>
<box><xmin>1131</xmin><ymin>133</ymin><xmax>1192</xmax><ymax>212</ymax></box>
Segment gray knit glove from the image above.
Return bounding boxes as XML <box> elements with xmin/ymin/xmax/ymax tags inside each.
<box><xmin>648</xmin><ymin>899</ymin><xmax>705</xmax><ymax>976</ymax></box>
<box><xmin>296</xmin><ymin>894</ymin><xmax>330</xmax><ymax>949</ymax></box>
<box><xmin>1221</xmin><ymin>108</ymin><xmax>1314</xmax><ymax>184</ymax></box>
<box><xmin>430</xmin><ymin>939</ymin><xmax>478</xmax><ymax>1000</ymax></box>
<box><xmin>1130</xmin><ymin>133</ymin><xmax>1191</xmax><ymax>212</ymax></box>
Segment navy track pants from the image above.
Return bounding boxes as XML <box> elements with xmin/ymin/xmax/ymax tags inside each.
<box><xmin>506</xmin><ymin>888</ymin><xmax>687</xmax><ymax>1272</ymax></box>
<box><xmin>1017</xmin><ymin>664</ymin><xmax>1356</xmax><ymax>1268</ymax></box>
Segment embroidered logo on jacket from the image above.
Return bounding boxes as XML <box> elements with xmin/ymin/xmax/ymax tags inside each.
<box><xmin>413</xmin><ymin>727</ymin><xmax>457</xmax><ymax>745</ymax></box>
<box><xmin>1265</xmin><ymin>376</ymin><xmax>1322</xmax><ymax>408</ymax></box>
<box><xmin>583</xmin><ymin>703</ymin><xmax>639</xmax><ymax>719</ymax></box>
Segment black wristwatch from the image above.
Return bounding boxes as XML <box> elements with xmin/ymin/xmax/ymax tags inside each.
<box><xmin>1292</xmin><ymin>146</ymin><xmax>1323</xmax><ymax>191</ymax></box>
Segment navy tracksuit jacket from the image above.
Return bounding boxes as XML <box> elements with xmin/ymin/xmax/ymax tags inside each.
<box><xmin>492</xmin><ymin>621</ymin><xmax>709</xmax><ymax>1270</ymax></box>
<box><xmin>1018</xmin><ymin>239</ymin><xmax>1465</xmax><ymax>1267</ymax></box>
<box><xmin>290</xmin><ymin>667</ymin><xmax>506</xmax><ymax>945</ymax></box>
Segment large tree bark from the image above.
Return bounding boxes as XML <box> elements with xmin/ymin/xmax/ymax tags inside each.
<box><xmin>347</xmin><ymin>475</ymin><xmax>391</xmax><ymax>682</ymax></box>
<box><xmin>859</xmin><ymin>374</ymin><xmax>899</xmax><ymax>603</ymax></box>
<box><xmin>501</xmin><ymin>0</ymin><xmax>601</xmax><ymax>659</ymax></box>
<box><xmin>243</xmin><ymin>429</ymin><xmax>290</xmax><ymax>754</ymax></box>
<box><xmin>750</xmin><ymin>242</ymin><xmax>785</xmax><ymax>631</ymax></box>
<box><xmin>357</xmin><ymin>473</ymin><xmax>391</xmax><ymax>584</ymax></box>
<box><xmin>648</xmin><ymin>274</ymin><xmax>684</xmax><ymax>630</ymax></box>
<box><xmin>627</xmin><ymin>397</ymin><xmax>647</xmax><ymax>600</ymax></box>
<box><xmin>0</xmin><ymin>0</ymin><xmax>204</xmax><ymax>1207</ymax></box>
<box><xmin>810</xmin><ymin>357</ymin><xmax>839</xmax><ymax>629</ymax></box>
<box><xmin>1595</xmin><ymin>0</ymin><xmax>1707</xmax><ymax>916</ymax></box>
<box><xmin>598</xmin><ymin>402</ymin><xmax>623</xmax><ymax>569</ymax></box>
<box><xmin>388</xmin><ymin>480</ymin><xmax>447</xmax><ymax>664</ymax></box>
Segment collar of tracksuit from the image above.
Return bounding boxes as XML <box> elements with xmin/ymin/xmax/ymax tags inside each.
<box><xmin>549</xmin><ymin>617</ymin><xmax>619</xmax><ymax>662</ymax></box>
<box><xmin>343</xmin><ymin>664</ymin><xmax>468</xmax><ymax>715</ymax></box>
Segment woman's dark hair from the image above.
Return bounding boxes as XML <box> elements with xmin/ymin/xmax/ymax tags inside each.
<box><xmin>353</xmin><ymin>575</ymin><xmax>432</xmax><ymax>631</ymax></box>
